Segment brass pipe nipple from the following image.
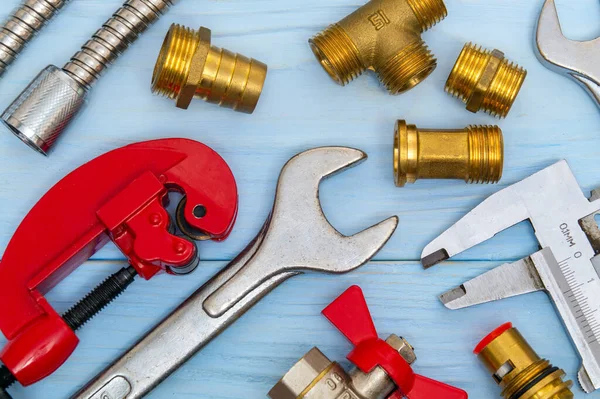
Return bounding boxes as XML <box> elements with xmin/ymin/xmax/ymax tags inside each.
<box><xmin>446</xmin><ymin>43</ymin><xmax>527</xmax><ymax>118</ymax></box>
<box><xmin>152</xmin><ymin>24</ymin><xmax>268</xmax><ymax>114</ymax></box>
<box><xmin>475</xmin><ymin>323</ymin><xmax>573</xmax><ymax>399</ymax></box>
<box><xmin>309</xmin><ymin>0</ymin><xmax>447</xmax><ymax>94</ymax></box>
<box><xmin>393</xmin><ymin>120</ymin><xmax>503</xmax><ymax>187</ymax></box>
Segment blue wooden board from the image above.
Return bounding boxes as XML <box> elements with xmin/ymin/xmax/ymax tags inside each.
<box><xmin>0</xmin><ymin>0</ymin><xmax>599</xmax><ymax>397</ymax></box>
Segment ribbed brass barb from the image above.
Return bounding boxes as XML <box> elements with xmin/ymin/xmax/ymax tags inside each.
<box><xmin>309</xmin><ymin>0</ymin><xmax>447</xmax><ymax>94</ymax></box>
<box><xmin>393</xmin><ymin>120</ymin><xmax>503</xmax><ymax>187</ymax></box>
<box><xmin>446</xmin><ymin>43</ymin><xmax>527</xmax><ymax>118</ymax></box>
<box><xmin>152</xmin><ymin>24</ymin><xmax>268</xmax><ymax>114</ymax></box>
<box><xmin>475</xmin><ymin>323</ymin><xmax>573</xmax><ymax>399</ymax></box>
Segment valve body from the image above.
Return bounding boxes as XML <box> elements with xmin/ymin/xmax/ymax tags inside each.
<box><xmin>269</xmin><ymin>335</ymin><xmax>416</xmax><ymax>399</ymax></box>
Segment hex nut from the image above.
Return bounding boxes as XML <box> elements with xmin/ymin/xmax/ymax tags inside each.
<box><xmin>175</xmin><ymin>26</ymin><xmax>211</xmax><ymax>109</ymax></box>
<box><xmin>466</xmin><ymin>49</ymin><xmax>504</xmax><ymax>113</ymax></box>
<box><xmin>268</xmin><ymin>347</ymin><xmax>332</xmax><ymax>399</ymax></box>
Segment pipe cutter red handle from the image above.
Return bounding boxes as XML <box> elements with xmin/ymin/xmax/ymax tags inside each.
<box><xmin>323</xmin><ymin>286</ymin><xmax>468</xmax><ymax>399</ymax></box>
<box><xmin>0</xmin><ymin>138</ymin><xmax>238</xmax><ymax>386</ymax></box>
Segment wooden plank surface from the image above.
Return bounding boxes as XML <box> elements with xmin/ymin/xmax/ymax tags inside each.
<box><xmin>0</xmin><ymin>0</ymin><xmax>598</xmax><ymax>397</ymax></box>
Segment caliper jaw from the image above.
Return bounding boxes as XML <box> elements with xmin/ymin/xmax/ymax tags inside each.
<box><xmin>425</xmin><ymin>161</ymin><xmax>600</xmax><ymax>393</ymax></box>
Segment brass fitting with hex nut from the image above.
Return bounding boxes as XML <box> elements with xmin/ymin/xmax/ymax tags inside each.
<box><xmin>152</xmin><ymin>24</ymin><xmax>268</xmax><ymax>114</ymax></box>
<box><xmin>475</xmin><ymin>323</ymin><xmax>573</xmax><ymax>399</ymax></box>
<box><xmin>446</xmin><ymin>43</ymin><xmax>527</xmax><ymax>118</ymax></box>
<box><xmin>309</xmin><ymin>0</ymin><xmax>447</xmax><ymax>94</ymax></box>
<box><xmin>393</xmin><ymin>120</ymin><xmax>504</xmax><ymax>187</ymax></box>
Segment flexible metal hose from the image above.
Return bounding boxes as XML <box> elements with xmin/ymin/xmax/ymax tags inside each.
<box><xmin>63</xmin><ymin>0</ymin><xmax>175</xmax><ymax>89</ymax></box>
<box><xmin>0</xmin><ymin>0</ymin><xmax>71</xmax><ymax>77</ymax></box>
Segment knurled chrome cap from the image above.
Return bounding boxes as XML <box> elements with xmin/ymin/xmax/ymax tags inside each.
<box><xmin>1</xmin><ymin>65</ymin><xmax>87</xmax><ymax>156</ymax></box>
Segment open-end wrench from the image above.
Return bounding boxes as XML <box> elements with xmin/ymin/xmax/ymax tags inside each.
<box><xmin>421</xmin><ymin>161</ymin><xmax>600</xmax><ymax>393</ymax></box>
<box><xmin>71</xmin><ymin>146</ymin><xmax>399</xmax><ymax>399</ymax></box>
<box><xmin>536</xmin><ymin>0</ymin><xmax>600</xmax><ymax>108</ymax></box>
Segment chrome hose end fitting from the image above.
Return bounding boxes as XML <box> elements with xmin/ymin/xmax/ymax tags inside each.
<box><xmin>2</xmin><ymin>0</ymin><xmax>176</xmax><ymax>155</ymax></box>
<box><xmin>1</xmin><ymin>65</ymin><xmax>86</xmax><ymax>155</ymax></box>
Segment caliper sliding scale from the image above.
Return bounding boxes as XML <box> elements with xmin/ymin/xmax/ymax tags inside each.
<box><xmin>421</xmin><ymin>160</ymin><xmax>600</xmax><ymax>393</ymax></box>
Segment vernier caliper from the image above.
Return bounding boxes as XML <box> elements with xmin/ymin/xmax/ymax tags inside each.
<box><xmin>421</xmin><ymin>161</ymin><xmax>600</xmax><ymax>393</ymax></box>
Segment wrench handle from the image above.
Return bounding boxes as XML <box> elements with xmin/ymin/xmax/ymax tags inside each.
<box><xmin>71</xmin><ymin>262</ymin><xmax>295</xmax><ymax>399</ymax></box>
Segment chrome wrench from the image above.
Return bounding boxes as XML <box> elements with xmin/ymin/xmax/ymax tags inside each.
<box><xmin>422</xmin><ymin>160</ymin><xmax>600</xmax><ymax>392</ymax></box>
<box><xmin>536</xmin><ymin>0</ymin><xmax>600</xmax><ymax>107</ymax></box>
<box><xmin>71</xmin><ymin>146</ymin><xmax>399</xmax><ymax>399</ymax></box>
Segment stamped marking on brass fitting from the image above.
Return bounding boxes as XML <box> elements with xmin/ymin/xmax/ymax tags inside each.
<box><xmin>369</xmin><ymin>10</ymin><xmax>391</xmax><ymax>30</ymax></box>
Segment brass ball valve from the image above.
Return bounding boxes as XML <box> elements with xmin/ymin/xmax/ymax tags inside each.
<box><xmin>476</xmin><ymin>323</ymin><xmax>573</xmax><ymax>399</ymax></box>
<box><xmin>269</xmin><ymin>286</ymin><xmax>468</xmax><ymax>399</ymax></box>
<box><xmin>309</xmin><ymin>0</ymin><xmax>447</xmax><ymax>94</ymax></box>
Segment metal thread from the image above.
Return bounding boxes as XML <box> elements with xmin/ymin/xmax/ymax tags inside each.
<box><xmin>0</xmin><ymin>0</ymin><xmax>71</xmax><ymax>77</ymax></box>
<box><xmin>378</xmin><ymin>40</ymin><xmax>436</xmax><ymax>94</ymax></box>
<box><xmin>63</xmin><ymin>266</ymin><xmax>137</xmax><ymax>330</ymax></box>
<box><xmin>63</xmin><ymin>0</ymin><xmax>176</xmax><ymax>89</ymax></box>
<box><xmin>0</xmin><ymin>367</ymin><xmax>15</xmax><ymax>391</ymax></box>
<box><xmin>0</xmin><ymin>267</ymin><xmax>137</xmax><ymax>394</ymax></box>
<box><xmin>446</xmin><ymin>43</ymin><xmax>527</xmax><ymax>118</ymax></box>
<box><xmin>308</xmin><ymin>24</ymin><xmax>365</xmax><ymax>86</ymax></box>
<box><xmin>406</xmin><ymin>0</ymin><xmax>448</xmax><ymax>31</ymax></box>
<box><xmin>466</xmin><ymin>125</ymin><xmax>504</xmax><ymax>184</ymax></box>
<box><xmin>151</xmin><ymin>24</ymin><xmax>199</xmax><ymax>100</ymax></box>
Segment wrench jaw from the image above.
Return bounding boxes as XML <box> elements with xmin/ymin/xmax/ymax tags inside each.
<box><xmin>536</xmin><ymin>0</ymin><xmax>600</xmax><ymax>107</ymax></box>
<box><xmin>203</xmin><ymin>147</ymin><xmax>399</xmax><ymax>318</ymax></box>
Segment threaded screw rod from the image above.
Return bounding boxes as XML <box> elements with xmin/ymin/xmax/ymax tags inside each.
<box><xmin>0</xmin><ymin>0</ymin><xmax>71</xmax><ymax>78</ymax></box>
<box><xmin>0</xmin><ymin>266</ymin><xmax>137</xmax><ymax>396</ymax></box>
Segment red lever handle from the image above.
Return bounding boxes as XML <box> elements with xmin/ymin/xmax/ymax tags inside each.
<box><xmin>323</xmin><ymin>286</ymin><xmax>468</xmax><ymax>399</ymax></box>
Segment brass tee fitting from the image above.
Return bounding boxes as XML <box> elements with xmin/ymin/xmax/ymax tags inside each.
<box><xmin>309</xmin><ymin>0</ymin><xmax>447</xmax><ymax>94</ymax></box>
<box><xmin>446</xmin><ymin>43</ymin><xmax>527</xmax><ymax>118</ymax></box>
<box><xmin>475</xmin><ymin>323</ymin><xmax>573</xmax><ymax>399</ymax></box>
<box><xmin>393</xmin><ymin>120</ymin><xmax>503</xmax><ymax>187</ymax></box>
<box><xmin>152</xmin><ymin>24</ymin><xmax>268</xmax><ymax>114</ymax></box>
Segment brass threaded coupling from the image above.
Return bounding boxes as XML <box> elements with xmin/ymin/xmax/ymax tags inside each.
<box><xmin>475</xmin><ymin>323</ymin><xmax>573</xmax><ymax>399</ymax></box>
<box><xmin>309</xmin><ymin>0</ymin><xmax>447</xmax><ymax>94</ymax></box>
<box><xmin>446</xmin><ymin>43</ymin><xmax>527</xmax><ymax>118</ymax></box>
<box><xmin>393</xmin><ymin>120</ymin><xmax>504</xmax><ymax>187</ymax></box>
<box><xmin>152</xmin><ymin>24</ymin><xmax>268</xmax><ymax>114</ymax></box>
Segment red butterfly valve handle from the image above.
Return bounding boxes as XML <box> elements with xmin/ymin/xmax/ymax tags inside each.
<box><xmin>269</xmin><ymin>286</ymin><xmax>468</xmax><ymax>399</ymax></box>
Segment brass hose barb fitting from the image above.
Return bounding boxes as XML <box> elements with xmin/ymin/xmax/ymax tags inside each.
<box><xmin>152</xmin><ymin>24</ymin><xmax>268</xmax><ymax>114</ymax></box>
<box><xmin>446</xmin><ymin>43</ymin><xmax>527</xmax><ymax>118</ymax></box>
<box><xmin>309</xmin><ymin>0</ymin><xmax>447</xmax><ymax>94</ymax></box>
<box><xmin>475</xmin><ymin>323</ymin><xmax>573</xmax><ymax>399</ymax></box>
<box><xmin>393</xmin><ymin>120</ymin><xmax>503</xmax><ymax>187</ymax></box>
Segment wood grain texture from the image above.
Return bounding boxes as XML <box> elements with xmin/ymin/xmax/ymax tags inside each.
<box><xmin>0</xmin><ymin>0</ymin><xmax>598</xmax><ymax>397</ymax></box>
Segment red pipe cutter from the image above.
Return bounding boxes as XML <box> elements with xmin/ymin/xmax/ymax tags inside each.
<box><xmin>0</xmin><ymin>139</ymin><xmax>238</xmax><ymax>395</ymax></box>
